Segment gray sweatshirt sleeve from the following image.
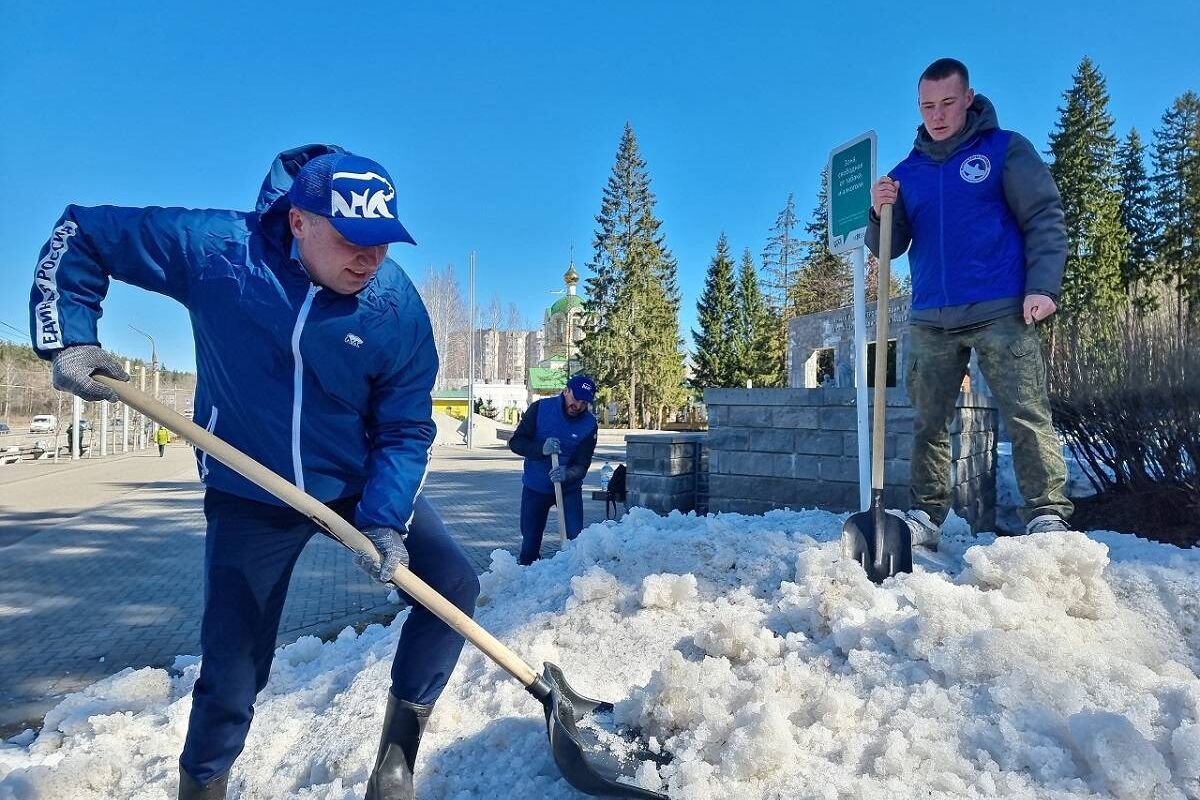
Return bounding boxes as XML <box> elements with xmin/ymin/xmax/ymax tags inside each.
<box><xmin>1003</xmin><ymin>132</ymin><xmax>1067</xmax><ymax>300</ymax></box>
<box><xmin>865</xmin><ymin>189</ymin><xmax>912</xmax><ymax>259</ymax></box>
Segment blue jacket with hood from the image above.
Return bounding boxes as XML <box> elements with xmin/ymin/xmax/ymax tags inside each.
<box><xmin>866</xmin><ymin>95</ymin><xmax>1067</xmax><ymax>330</ymax></box>
<box><xmin>29</xmin><ymin>144</ymin><xmax>437</xmax><ymax>533</ymax></box>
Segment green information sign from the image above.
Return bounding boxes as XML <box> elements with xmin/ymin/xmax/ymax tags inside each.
<box><xmin>827</xmin><ymin>131</ymin><xmax>877</xmax><ymax>255</ymax></box>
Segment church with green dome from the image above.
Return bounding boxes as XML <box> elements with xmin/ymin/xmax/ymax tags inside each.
<box><xmin>527</xmin><ymin>261</ymin><xmax>589</xmax><ymax>397</ymax></box>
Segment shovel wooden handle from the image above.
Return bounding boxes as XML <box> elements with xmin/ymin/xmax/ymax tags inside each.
<box><xmin>871</xmin><ymin>203</ymin><xmax>894</xmax><ymax>571</ymax></box>
<box><xmin>95</xmin><ymin>375</ymin><xmax>543</xmax><ymax>689</ymax></box>
<box><xmin>872</xmin><ymin>203</ymin><xmax>894</xmax><ymax>493</ymax></box>
<box><xmin>550</xmin><ymin>451</ymin><xmax>568</xmax><ymax>546</ymax></box>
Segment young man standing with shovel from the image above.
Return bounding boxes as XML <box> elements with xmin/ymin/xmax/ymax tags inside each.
<box><xmin>508</xmin><ymin>375</ymin><xmax>598</xmax><ymax>565</ymax></box>
<box><xmin>867</xmin><ymin>58</ymin><xmax>1073</xmax><ymax>550</ymax></box>
<box><xmin>29</xmin><ymin>145</ymin><xmax>479</xmax><ymax>800</ymax></box>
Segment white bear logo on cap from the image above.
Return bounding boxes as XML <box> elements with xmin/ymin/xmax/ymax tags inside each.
<box><xmin>331</xmin><ymin>171</ymin><xmax>396</xmax><ymax>220</ymax></box>
<box><xmin>289</xmin><ymin>152</ymin><xmax>416</xmax><ymax>246</ymax></box>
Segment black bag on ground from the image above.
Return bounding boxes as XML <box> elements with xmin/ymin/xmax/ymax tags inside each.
<box><xmin>608</xmin><ymin>464</ymin><xmax>626</xmax><ymax>500</ymax></box>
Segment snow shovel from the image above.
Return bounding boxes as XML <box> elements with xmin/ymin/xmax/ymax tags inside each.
<box><xmin>96</xmin><ymin>376</ymin><xmax>669</xmax><ymax>800</ymax></box>
<box><xmin>550</xmin><ymin>451</ymin><xmax>569</xmax><ymax>547</ymax></box>
<box><xmin>840</xmin><ymin>203</ymin><xmax>913</xmax><ymax>583</ymax></box>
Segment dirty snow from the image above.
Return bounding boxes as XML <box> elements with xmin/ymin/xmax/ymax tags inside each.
<box><xmin>3</xmin><ymin>508</ymin><xmax>1200</xmax><ymax>799</ymax></box>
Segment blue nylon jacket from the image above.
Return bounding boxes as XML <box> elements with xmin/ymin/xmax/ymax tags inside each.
<box><xmin>29</xmin><ymin>144</ymin><xmax>437</xmax><ymax>532</ymax></box>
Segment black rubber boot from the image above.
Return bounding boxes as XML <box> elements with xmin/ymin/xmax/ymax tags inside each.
<box><xmin>178</xmin><ymin>767</ymin><xmax>228</xmax><ymax>799</ymax></box>
<box><xmin>365</xmin><ymin>694</ymin><xmax>433</xmax><ymax>800</ymax></box>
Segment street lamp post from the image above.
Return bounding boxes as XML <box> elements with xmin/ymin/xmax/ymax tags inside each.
<box><xmin>467</xmin><ymin>251</ymin><xmax>476</xmax><ymax>450</ymax></box>
<box><xmin>130</xmin><ymin>325</ymin><xmax>159</xmax><ymax>442</ymax></box>
<box><xmin>138</xmin><ymin>364</ymin><xmax>147</xmax><ymax>449</ymax></box>
<box><xmin>122</xmin><ymin>359</ymin><xmax>131</xmax><ymax>452</ymax></box>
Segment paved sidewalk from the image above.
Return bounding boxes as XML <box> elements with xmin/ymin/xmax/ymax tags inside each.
<box><xmin>0</xmin><ymin>440</ymin><xmax>623</xmax><ymax>733</ymax></box>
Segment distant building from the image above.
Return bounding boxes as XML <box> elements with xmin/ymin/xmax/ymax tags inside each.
<box><xmin>527</xmin><ymin>367</ymin><xmax>567</xmax><ymax>400</ymax></box>
<box><xmin>472</xmin><ymin>326</ymin><xmax>535</xmax><ymax>385</ymax></box>
<box><xmin>541</xmin><ymin>261</ymin><xmax>586</xmax><ymax>375</ymax></box>
<box><xmin>786</xmin><ymin>295</ymin><xmax>987</xmax><ymax>394</ymax></box>
<box><xmin>525</xmin><ymin>329</ymin><xmax>545</xmax><ymax>371</ymax></box>
<box><xmin>473</xmin><ymin>328</ymin><xmax>501</xmax><ymax>382</ymax></box>
<box><xmin>434</xmin><ymin>382</ymin><xmax>530</xmax><ymax>422</ymax></box>
<box><xmin>498</xmin><ymin>330</ymin><xmax>528</xmax><ymax>384</ymax></box>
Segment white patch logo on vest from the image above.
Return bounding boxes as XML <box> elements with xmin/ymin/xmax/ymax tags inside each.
<box><xmin>960</xmin><ymin>154</ymin><xmax>991</xmax><ymax>184</ymax></box>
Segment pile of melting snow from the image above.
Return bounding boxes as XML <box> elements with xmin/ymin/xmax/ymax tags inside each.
<box><xmin>3</xmin><ymin>507</ymin><xmax>1200</xmax><ymax>799</ymax></box>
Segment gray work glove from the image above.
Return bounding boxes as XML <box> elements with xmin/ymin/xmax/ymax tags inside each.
<box><xmin>542</xmin><ymin>437</ymin><xmax>561</xmax><ymax>456</ymax></box>
<box><xmin>548</xmin><ymin>465</ymin><xmax>566</xmax><ymax>483</ymax></box>
<box><xmin>357</xmin><ymin>526</ymin><xmax>410</xmax><ymax>583</ymax></box>
<box><xmin>52</xmin><ymin>345</ymin><xmax>130</xmax><ymax>402</ymax></box>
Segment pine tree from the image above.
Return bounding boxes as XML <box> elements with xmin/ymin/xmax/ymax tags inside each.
<box><xmin>733</xmin><ymin>248</ymin><xmax>779</xmax><ymax>388</ymax></box>
<box><xmin>761</xmin><ymin>193</ymin><xmax>803</xmax><ymax>317</ymax></box>
<box><xmin>1151</xmin><ymin>91</ymin><xmax>1200</xmax><ymax>329</ymax></box>
<box><xmin>692</xmin><ymin>233</ymin><xmax>739</xmax><ymax>389</ymax></box>
<box><xmin>1117</xmin><ymin>128</ymin><xmax>1160</xmax><ymax>311</ymax></box>
<box><xmin>579</xmin><ymin>124</ymin><xmax>686</xmax><ymax>428</ymax></box>
<box><xmin>791</xmin><ymin>169</ymin><xmax>852</xmax><ymax>316</ymax></box>
<box><xmin>865</xmin><ymin>251</ymin><xmax>903</xmax><ymax>304</ymax></box>
<box><xmin>1047</xmin><ymin>57</ymin><xmax>1129</xmax><ymax>334</ymax></box>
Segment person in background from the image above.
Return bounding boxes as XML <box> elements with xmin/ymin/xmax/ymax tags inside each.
<box><xmin>508</xmin><ymin>374</ymin><xmax>598</xmax><ymax>565</ymax></box>
<box><xmin>155</xmin><ymin>425</ymin><xmax>171</xmax><ymax>457</ymax></box>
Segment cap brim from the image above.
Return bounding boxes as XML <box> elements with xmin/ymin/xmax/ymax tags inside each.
<box><xmin>330</xmin><ymin>217</ymin><xmax>417</xmax><ymax>247</ymax></box>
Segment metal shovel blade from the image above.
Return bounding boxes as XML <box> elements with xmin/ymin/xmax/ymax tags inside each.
<box><xmin>841</xmin><ymin>507</ymin><xmax>913</xmax><ymax>584</ymax></box>
<box><xmin>538</xmin><ymin>662</ymin><xmax>670</xmax><ymax>799</ymax></box>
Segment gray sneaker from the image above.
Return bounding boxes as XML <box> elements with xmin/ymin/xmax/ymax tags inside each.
<box><xmin>1026</xmin><ymin>514</ymin><xmax>1070</xmax><ymax>534</ymax></box>
<box><xmin>904</xmin><ymin>509</ymin><xmax>941</xmax><ymax>550</ymax></box>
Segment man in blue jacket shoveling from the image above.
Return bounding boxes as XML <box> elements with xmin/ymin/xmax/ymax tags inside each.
<box><xmin>508</xmin><ymin>375</ymin><xmax>599</xmax><ymax>565</ymax></box>
<box><xmin>29</xmin><ymin>145</ymin><xmax>480</xmax><ymax>800</ymax></box>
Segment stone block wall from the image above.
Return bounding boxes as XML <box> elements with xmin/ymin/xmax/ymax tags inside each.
<box><xmin>625</xmin><ymin>433</ymin><xmax>709</xmax><ymax>515</ymax></box>
<box><xmin>704</xmin><ymin>388</ymin><xmax>998</xmax><ymax>532</ymax></box>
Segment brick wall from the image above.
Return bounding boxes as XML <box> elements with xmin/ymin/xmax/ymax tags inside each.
<box><xmin>703</xmin><ymin>387</ymin><xmax>997</xmax><ymax>532</ymax></box>
<box><xmin>624</xmin><ymin>433</ymin><xmax>709</xmax><ymax>515</ymax></box>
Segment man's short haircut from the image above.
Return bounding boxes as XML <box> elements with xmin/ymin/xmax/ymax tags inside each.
<box><xmin>919</xmin><ymin>58</ymin><xmax>969</xmax><ymax>88</ymax></box>
<box><xmin>293</xmin><ymin>207</ymin><xmax>327</xmax><ymax>227</ymax></box>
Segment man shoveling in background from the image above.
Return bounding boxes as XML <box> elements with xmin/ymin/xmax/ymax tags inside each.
<box><xmin>29</xmin><ymin>145</ymin><xmax>479</xmax><ymax>800</ymax></box>
<box><xmin>508</xmin><ymin>375</ymin><xmax>599</xmax><ymax>565</ymax></box>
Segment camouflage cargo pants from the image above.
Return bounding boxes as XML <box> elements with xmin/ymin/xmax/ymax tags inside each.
<box><xmin>907</xmin><ymin>314</ymin><xmax>1072</xmax><ymax>526</ymax></box>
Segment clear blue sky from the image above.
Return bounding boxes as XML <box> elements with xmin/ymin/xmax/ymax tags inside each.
<box><xmin>3</xmin><ymin>1</ymin><xmax>1197</xmax><ymax>371</ymax></box>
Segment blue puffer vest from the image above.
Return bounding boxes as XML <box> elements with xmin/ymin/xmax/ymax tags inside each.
<box><xmin>521</xmin><ymin>397</ymin><xmax>597</xmax><ymax>494</ymax></box>
<box><xmin>891</xmin><ymin>127</ymin><xmax>1026</xmax><ymax>309</ymax></box>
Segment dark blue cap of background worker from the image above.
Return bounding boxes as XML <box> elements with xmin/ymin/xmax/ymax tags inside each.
<box><xmin>289</xmin><ymin>153</ymin><xmax>417</xmax><ymax>247</ymax></box>
<box><xmin>567</xmin><ymin>374</ymin><xmax>596</xmax><ymax>403</ymax></box>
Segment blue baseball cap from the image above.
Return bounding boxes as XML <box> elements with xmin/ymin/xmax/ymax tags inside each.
<box><xmin>288</xmin><ymin>153</ymin><xmax>416</xmax><ymax>247</ymax></box>
<box><xmin>567</xmin><ymin>374</ymin><xmax>597</xmax><ymax>403</ymax></box>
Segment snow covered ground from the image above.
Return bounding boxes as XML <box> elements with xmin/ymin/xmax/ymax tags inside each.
<box><xmin>3</xmin><ymin>508</ymin><xmax>1200</xmax><ymax>799</ymax></box>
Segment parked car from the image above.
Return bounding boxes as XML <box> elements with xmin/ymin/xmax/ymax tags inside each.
<box><xmin>29</xmin><ymin>415</ymin><xmax>57</xmax><ymax>433</ymax></box>
<box><xmin>0</xmin><ymin>422</ymin><xmax>10</xmax><ymax>435</ymax></box>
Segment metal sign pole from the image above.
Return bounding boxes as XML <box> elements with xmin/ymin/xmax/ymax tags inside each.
<box><xmin>851</xmin><ymin>247</ymin><xmax>869</xmax><ymax>510</ymax></box>
<box><xmin>827</xmin><ymin>131</ymin><xmax>877</xmax><ymax>511</ymax></box>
